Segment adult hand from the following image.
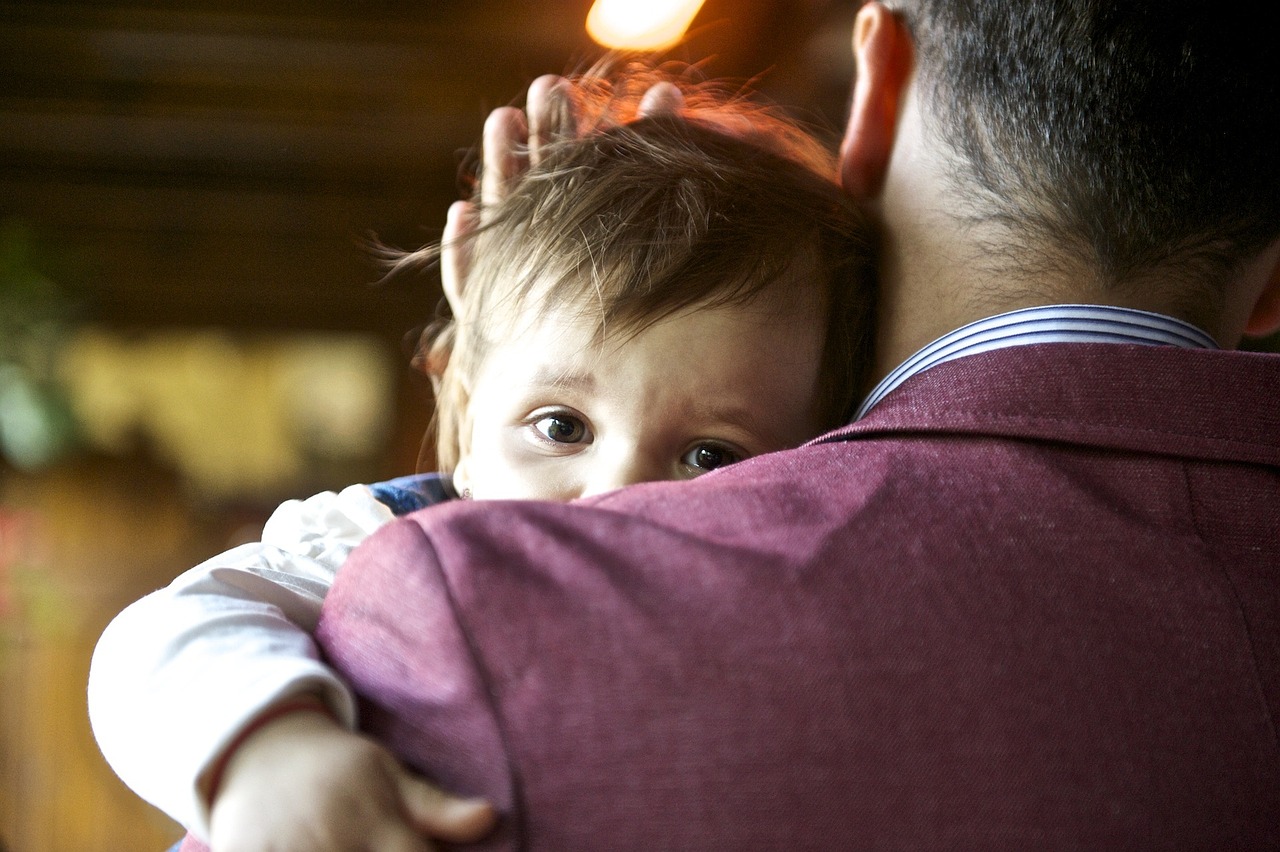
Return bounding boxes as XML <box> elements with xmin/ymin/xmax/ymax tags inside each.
<box><xmin>208</xmin><ymin>708</ymin><xmax>495</xmax><ymax>852</ymax></box>
<box><xmin>439</xmin><ymin>75</ymin><xmax>685</xmax><ymax>298</ymax></box>
<box><xmin>439</xmin><ymin>75</ymin><xmax>566</xmax><ymax>301</ymax></box>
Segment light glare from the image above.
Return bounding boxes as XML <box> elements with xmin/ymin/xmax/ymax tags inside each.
<box><xmin>586</xmin><ymin>0</ymin><xmax>707</xmax><ymax>51</ymax></box>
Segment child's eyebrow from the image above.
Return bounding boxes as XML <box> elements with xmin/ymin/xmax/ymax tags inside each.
<box><xmin>694</xmin><ymin>405</ymin><xmax>794</xmax><ymax>449</ymax></box>
<box><xmin>526</xmin><ymin>368</ymin><xmax>598</xmax><ymax>393</ymax></box>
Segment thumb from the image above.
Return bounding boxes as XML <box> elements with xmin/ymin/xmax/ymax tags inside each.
<box><xmin>398</xmin><ymin>773</ymin><xmax>497</xmax><ymax>843</ymax></box>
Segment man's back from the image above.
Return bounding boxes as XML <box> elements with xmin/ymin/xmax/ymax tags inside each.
<box><xmin>320</xmin><ymin>342</ymin><xmax>1280</xmax><ymax>849</ymax></box>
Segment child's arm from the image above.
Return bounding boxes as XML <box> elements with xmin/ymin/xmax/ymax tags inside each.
<box><xmin>206</xmin><ymin>704</ymin><xmax>495</xmax><ymax>851</ymax></box>
<box><xmin>88</xmin><ymin>484</ymin><xmax>391</xmax><ymax>836</ymax></box>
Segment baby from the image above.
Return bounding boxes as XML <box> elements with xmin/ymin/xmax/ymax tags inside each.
<box><xmin>89</xmin><ymin>67</ymin><xmax>877</xmax><ymax>850</ymax></box>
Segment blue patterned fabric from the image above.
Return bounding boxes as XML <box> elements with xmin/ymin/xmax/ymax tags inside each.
<box><xmin>368</xmin><ymin>473</ymin><xmax>457</xmax><ymax>516</ymax></box>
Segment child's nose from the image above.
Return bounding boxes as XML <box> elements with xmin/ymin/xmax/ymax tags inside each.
<box><xmin>578</xmin><ymin>449</ymin><xmax>667</xmax><ymax>498</ymax></box>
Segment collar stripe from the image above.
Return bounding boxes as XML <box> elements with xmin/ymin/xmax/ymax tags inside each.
<box><xmin>854</xmin><ymin>305</ymin><xmax>1218</xmax><ymax>420</ymax></box>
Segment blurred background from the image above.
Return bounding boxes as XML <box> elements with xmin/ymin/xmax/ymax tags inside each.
<box><xmin>7</xmin><ymin>2</ymin><xmax>1277</xmax><ymax>849</ymax></box>
<box><xmin>0</xmin><ymin>1</ymin><xmax>858</xmax><ymax>848</ymax></box>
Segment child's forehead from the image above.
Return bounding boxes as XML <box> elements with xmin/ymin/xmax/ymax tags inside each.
<box><xmin>469</xmin><ymin>284</ymin><xmax>828</xmax><ymax>440</ymax></box>
<box><xmin>478</xmin><ymin>267</ymin><xmax>820</xmax><ymax>347</ymax></box>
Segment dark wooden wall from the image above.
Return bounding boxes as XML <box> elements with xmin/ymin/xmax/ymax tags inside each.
<box><xmin>1</xmin><ymin>1</ymin><xmax>579</xmax><ymax>334</ymax></box>
<box><xmin>0</xmin><ymin>0</ymin><xmax>853</xmax><ymax>338</ymax></box>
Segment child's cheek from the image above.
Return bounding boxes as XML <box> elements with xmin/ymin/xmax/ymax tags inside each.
<box><xmin>465</xmin><ymin>428</ymin><xmax>583</xmax><ymax>502</ymax></box>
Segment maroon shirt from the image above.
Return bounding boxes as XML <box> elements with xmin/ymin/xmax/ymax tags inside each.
<box><xmin>188</xmin><ymin>342</ymin><xmax>1280</xmax><ymax>850</ymax></box>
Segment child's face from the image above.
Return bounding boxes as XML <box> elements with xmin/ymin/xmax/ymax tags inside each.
<box><xmin>452</xmin><ymin>287</ymin><xmax>827</xmax><ymax>501</ymax></box>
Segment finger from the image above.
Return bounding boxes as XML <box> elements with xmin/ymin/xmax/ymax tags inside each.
<box><xmin>440</xmin><ymin>200</ymin><xmax>477</xmax><ymax>306</ymax></box>
<box><xmin>527</xmin><ymin>74</ymin><xmax>577</xmax><ymax>166</ymax></box>
<box><xmin>398</xmin><ymin>775</ymin><xmax>497</xmax><ymax>843</ymax></box>
<box><xmin>637</xmin><ymin>81</ymin><xmax>685</xmax><ymax>117</ymax></box>
<box><xmin>481</xmin><ymin>107</ymin><xmax>528</xmax><ymax>208</ymax></box>
<box><xmin>372</xmin><ymin>829</ymin><xmax>433</xmax><ymax>852</ymax></box>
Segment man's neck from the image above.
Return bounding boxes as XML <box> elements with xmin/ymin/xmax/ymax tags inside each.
<box><xmin>866</xmin><ymin>98</ymin><xmax>1031</xmax><ymax>382</ymax></box>
<box><xmin>868</xmin><ymin>184</ymin><xmax>1028</xmax><ymax>383</ymax></box>
<box><xmin>870</xmin><ymin>255</ymin><xmax>1224</xmax><ymax>387</ymax></box>
<box><xmin>866</xmin><ymin>111</ymin><xmax>1255</xmax><ymax>383</ymax></box>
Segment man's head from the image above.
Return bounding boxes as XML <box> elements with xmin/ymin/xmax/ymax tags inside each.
<box><xmin>842</xmin><ymin>0</ymin><xmax>1280</xmax><ymax>356</ymax></box>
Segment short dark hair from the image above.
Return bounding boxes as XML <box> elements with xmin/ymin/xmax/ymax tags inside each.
<box><xmin>394</xmin><ymin>67</ymin><xmax>878</xmax><ymax>472</ymax></box>
<box><xmin>895</xmin><ymin>0</ymin><xmax>1279</xmax><ymax>309</ymax></box>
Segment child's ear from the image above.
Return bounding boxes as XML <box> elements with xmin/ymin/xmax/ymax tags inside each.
<box><xmin>438</xmin><ymin>377</ymin><xmax>472</xmax><ymax>497</ymax></box>
<box><xmin>440</xmin><ymin>200</ymin><xmax>477</xmax><ymax>314</ymax></box>
<box><xmin>451</xmin><ymin>453</ymin><xmax>471</xmax><ymax>499</ymax></box>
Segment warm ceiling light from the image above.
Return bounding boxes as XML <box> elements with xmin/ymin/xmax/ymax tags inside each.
<box><xmin>586</xmin><ymin>0</ymin><xmax>707</xmax><ymax>51</ymax></box>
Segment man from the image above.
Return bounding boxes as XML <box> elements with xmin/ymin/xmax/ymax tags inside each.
<box><xmin>207</xmin><ymin>1</ymin><xmax>1280</xmax><ymax>847</ymax></box>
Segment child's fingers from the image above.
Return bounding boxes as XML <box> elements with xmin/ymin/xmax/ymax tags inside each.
<box><xmin>397</xmin><ymin>773</ymin><xmax>497</xmax><ymax>843</ymax></box>
<box><xmin>480</xmin><ymin>107</ymin><xmax>529</xmax><ymax>208</ymax></box>
<box><xmin>368</xmin><ymin>827</ymin><xmax>432</xmax><ymax>852</ymax></box>
<box><xmin>370</xmin><ymin>831</ymin><xmax>432</xmax><ymax>852</ymax></box>
<box><xmin>440</xmin><ymin>200</ymin><xmax>477</xmax><ymax>305</ymax></box>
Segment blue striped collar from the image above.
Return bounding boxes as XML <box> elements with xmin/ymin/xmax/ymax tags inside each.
<box><xmin>853</xmin><ymin>304</ymin><xmax>1218</xmax><ymax>420</ymax></box>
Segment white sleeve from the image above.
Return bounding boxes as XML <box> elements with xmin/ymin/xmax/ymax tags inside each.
<box><xmin>87</xmin><ymin>483</ymin><xmax>396</xmax><ymax>838</ymax></box>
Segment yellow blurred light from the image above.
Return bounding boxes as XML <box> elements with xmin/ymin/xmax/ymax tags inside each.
<box><xmin>586</xmin><ymin>0</ymin><xmax>707</xmax><ymax>51</ymax></box>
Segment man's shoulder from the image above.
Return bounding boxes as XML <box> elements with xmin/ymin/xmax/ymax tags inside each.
<box><xmin>834</xmin><ymin>343</ymin><xmax>1280</xmax><ymax>465</ymax></box>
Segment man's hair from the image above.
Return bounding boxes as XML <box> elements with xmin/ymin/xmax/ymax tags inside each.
<box><xmin>394</xmin><ymin>67</ymin><xmax>878</xmax><ymax>472</ymax></box>
<box><xmin>895</xmin><ymin>0</ymin><xmax>1279</xmax><ymax>313</ymax></box>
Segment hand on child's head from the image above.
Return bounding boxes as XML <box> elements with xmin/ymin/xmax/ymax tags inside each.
<box><xmin>637</xmin><ymin>81</ymin><xmax>685</xmax><ymax>118</ymax></box>
<box><xmin>444</xmin><ymin>75</ymin><xmax>684</xmax><ymax>297</ymax></box>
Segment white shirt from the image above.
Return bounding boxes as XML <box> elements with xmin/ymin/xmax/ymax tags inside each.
<box><xmin>88</xmin><ymin>484</ymin><xmax>394</xmax><ymax>837</ymax></box>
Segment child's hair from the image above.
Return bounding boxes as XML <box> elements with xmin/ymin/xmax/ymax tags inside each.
<box><xmin>391</xmin><ymin>65</ymin><xmax>878</xmax><ymax>473</ymax></box>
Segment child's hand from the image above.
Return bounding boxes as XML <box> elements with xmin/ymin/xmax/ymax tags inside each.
<box><xmin>207</xmin><ymin>707</ymin><xmax>495</xmax><ymax>851</ymax></box>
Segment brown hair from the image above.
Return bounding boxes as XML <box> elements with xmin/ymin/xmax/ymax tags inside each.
<box><xmin>894</xmin><ymin>0</ymin><xmax>1280</xmax><ymax>309</ymax></box>
<box><xmin>393</xmin><ymin>66</ymin><xmax>877</xmax><ymax>473</ymax></box>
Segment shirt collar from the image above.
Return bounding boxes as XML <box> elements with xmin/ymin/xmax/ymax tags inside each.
<box><xmin>853</xmin><ymin>304</ymin><xmax>1219</xmax><ymax>420</ymax></box>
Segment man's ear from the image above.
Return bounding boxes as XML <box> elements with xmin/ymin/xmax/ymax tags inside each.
<box><xmin>839</xmin><ymin>2</ymin><xmax>914</xmax><ymax>200</ymax></box>
<box><xmin>1244</xmin><ymin>248</ymin><xmax>1280</xmax><ymax>338</ymax></box>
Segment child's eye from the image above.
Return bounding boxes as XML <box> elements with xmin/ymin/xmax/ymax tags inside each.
<box><xmin>532</xmin><ymin>413</ymin><xmax>589</xmax><ymax>444</ymax></box>
<box><xmin>681</xmin><ymin>442</ymin><xmax>744</xmax><ymax>474</ymax></box>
